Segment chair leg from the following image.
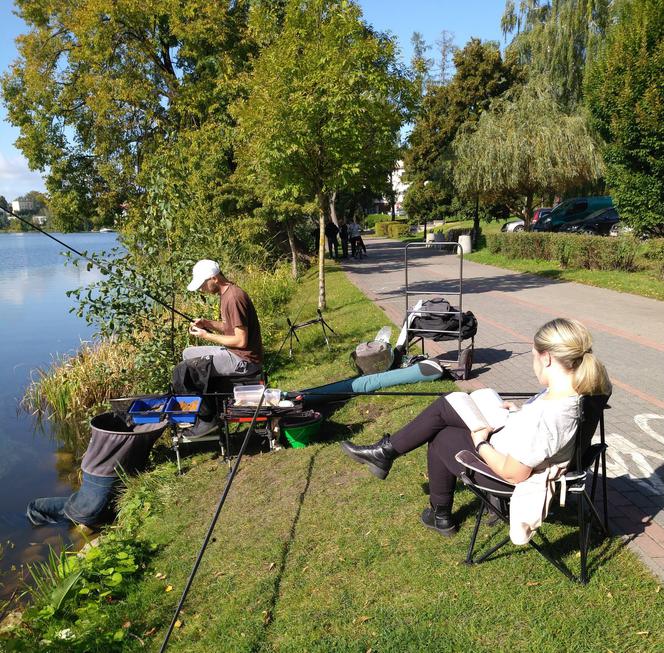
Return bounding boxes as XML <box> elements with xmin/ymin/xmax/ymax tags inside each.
<box><xmin>578</xmin><ymin>490</ymin><xmax>589</xmax><ymax>584</ymax></box>
<box><xmin>465</xmin><ymin>507</ymin><xmax>484</xmax><ymax>564</ymax></box>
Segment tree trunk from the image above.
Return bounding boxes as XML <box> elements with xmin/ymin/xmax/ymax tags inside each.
<box><xmin>317</xmin><ymin>194</ymin><xmax>326</xmax><ymax>310</ymax></box>
<box><xmin>524</xmin><ymin>192</ymin><xmax>534</xmax><ymax>229</ymax></box>
<box><xmin>329</xmin><ymin>191</ymin><xmax>339</xmax><ymax>227</ymax></box>
<box><xmin>285</xmin><ymin>221</ymin><xmax>298</xmax><ymax>280</ymax></box>
<box><xmin>472</xmin><ymin>194</ymin><xmax>480</xmax><ymax>248</ymax></box>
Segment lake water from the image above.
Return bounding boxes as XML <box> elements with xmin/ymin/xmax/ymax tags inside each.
<box><xmin>0</xmin><ymin>231</ymin><xmax>118</xmax><ymax>600</ymax></box>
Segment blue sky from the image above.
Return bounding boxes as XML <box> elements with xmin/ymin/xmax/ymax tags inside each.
<box><xmin>0</xmin><ymin>0</ymin><xmax>506</xmax><ymax>202</ymax></box>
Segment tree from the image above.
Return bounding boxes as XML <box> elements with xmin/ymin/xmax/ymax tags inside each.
<box><xmin>453</xmin><ymin>79</ymin><xmax>603</xmax><ymax>226</ymax></box>
<box><xmin>1</xmin><ymin>0</ymin><xmax>257</xmax><ymax>231</ymax></box>
<box><xmin>585</xmin><ymin>0</ymin><xmax>664</xmax><ymax>235</ymax></box>
<box><xmin>0</xmin><ymin>195</ymin><xmax>8</xmax><ymax>211</ymax></box>
<box><xmin>501</xmin><ymin>0</ymin><xmax>611</xmax><ymax>109</ymax></box>
<box><xmin>404</xmin><ymin>38</ymin><xmax>521</xmax><ymax>222</ymax></box>
<box><xmin>233</xmin><ymin>0</ymin><xmax>411</xmax><ymax>308</ymax></box>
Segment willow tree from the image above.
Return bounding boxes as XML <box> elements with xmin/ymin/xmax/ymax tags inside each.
<box><xmin>233</xmin><ymin>0</ymin><xmax>410</xmax><ymax>309</ymax></box>
<box><xmin>501</xmin><ymin>0</ymin><xmax>612</xmax><ymax>109</ymax></box>
<box><xmin>453</xmin><ymin>80</ymin><xmax>603</xmax><ymax>227</ymax></box>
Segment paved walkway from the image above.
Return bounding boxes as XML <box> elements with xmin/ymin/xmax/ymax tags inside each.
<box><xmin>341</xmin><ymin>237</ymin><xmax>664</xmax><ymax>581</ymax></box>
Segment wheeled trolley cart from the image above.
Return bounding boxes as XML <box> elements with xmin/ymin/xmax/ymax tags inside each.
<box><xmin>402</xmin><ymin>241</ymin><xmax>475</xmax><ymax>380</ymax></box>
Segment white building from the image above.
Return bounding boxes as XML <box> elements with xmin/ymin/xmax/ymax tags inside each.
<box><xmin>372</xmin><ymin>161</ymin><xmax>411</xmax><ymax>215</ymax></box>
<box><xmin>391</xmin><ymin>160</ymin><xmax>410</xmax><ymax>215</ymax></box>
<box><xmin>12</xmin><ymin>198</ymin><xmax>34</xmax><ymax>213</ymax></box>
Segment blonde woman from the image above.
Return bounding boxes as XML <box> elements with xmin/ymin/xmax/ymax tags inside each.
<box><xmin>341</xmin><ymin>318</ymin><xmax>611</xmax><ymax>536</ymax></box>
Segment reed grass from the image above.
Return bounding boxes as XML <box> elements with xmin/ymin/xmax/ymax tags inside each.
<box><xmin>22</xmin><ymin>339</ymin><xmax>143</xmax><ymax>426</ymax></box>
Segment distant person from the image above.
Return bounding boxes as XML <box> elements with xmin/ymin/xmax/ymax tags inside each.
<box><xmin>339</xmin><ymin>218</ymin><xmax>349</xmax><ymax>258</ymax></box>
<box><xmin>348</xmin><ymin>219</ymin><xmax>361</xmax><ymax>258</ymax></box>
<box><xmin>324</xmin><ymin>220</ymin><xmax>339</xmax><ymax>259</ymax></box>
<box><xmin>348</xmin><ymin>218</ymin><xmax>367</xmax><ymax>258</ymax></box>
<box><xmin>179</xmin><ymin>259</ymin><xmax>263</xmax><ymax>436</ymax></box>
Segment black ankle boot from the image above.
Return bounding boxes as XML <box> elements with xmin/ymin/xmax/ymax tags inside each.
<box><xmin>340</xmin><ymin>435</ymin><xmax>398</xmax><ymax>480</ymax></box>
<box><xmin>420</xmin><ymin>504</ymin><xmax>457</xmax><ymax>537</ymax></box>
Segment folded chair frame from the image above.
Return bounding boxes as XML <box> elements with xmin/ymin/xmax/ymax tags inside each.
<box><xmin>455</xmin><ymin>394</ymin><xmax>609</xmax><ymax>585</ymax></box>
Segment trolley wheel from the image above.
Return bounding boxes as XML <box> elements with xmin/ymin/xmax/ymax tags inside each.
<box><xmin>459</xmin><ymin>346</ymin><xmax>473</xmax><ymax>380</ymax></box>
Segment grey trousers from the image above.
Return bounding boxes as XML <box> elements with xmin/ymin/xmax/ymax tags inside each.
<box><xmin>182</xmin><ymin>346</ymin><xmax>259</xmax><ymax>376</ymax></box>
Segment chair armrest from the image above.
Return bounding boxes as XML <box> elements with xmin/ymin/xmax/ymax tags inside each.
<box><xmin>455</xmin><ymin>450</ymin><xmax>515</xmax><ymax>488</ymax></box>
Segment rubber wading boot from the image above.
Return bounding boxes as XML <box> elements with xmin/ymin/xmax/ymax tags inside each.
<box><xmin>420</xmin><ymin>504</ymin><xmax>458</xmax><ymax>537</ymax></box>
<box><xmin>340</xmin><ymin>435</ymin><xmax>398</xmax><ymax>480</ymax></box>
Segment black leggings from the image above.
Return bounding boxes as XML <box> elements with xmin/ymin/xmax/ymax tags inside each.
<box><xmin>391</xmin><ymin>396</ymin><xmax>504</xmax><ymax>509</ymax></box>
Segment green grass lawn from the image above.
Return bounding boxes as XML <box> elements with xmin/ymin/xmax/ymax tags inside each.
<box><xmin>109</xmin><ymin>265</ymin><xmax>663</xmax><ymax>652</ymax></box>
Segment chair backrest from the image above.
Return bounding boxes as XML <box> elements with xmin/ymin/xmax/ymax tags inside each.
<box><xmin>567</xmin><ymin>394</ymin><xmax>609</xmax><ymax>474</ymax></box>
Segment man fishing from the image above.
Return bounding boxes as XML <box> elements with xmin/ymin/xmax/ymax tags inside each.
<box><xmin>180</xmin><ymin>259</ymin><xmax>263</xmax><ymax>436</ymax></box>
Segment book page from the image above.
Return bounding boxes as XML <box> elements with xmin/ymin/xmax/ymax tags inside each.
<box><xmin>469</xmin><ymin>388</ymin><xmax>510</xmax><ymax>430</ymax></box>
<box><xmin>446</xmin><ymin>391</ymin><xmax>492</xmax><ymax>432</ymax></box>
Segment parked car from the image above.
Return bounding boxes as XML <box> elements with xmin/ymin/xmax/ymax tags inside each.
<box><xmin>558</xmin><ymin>207</ymin><xmax>620</xmax><ymax>236</ymax></box>
<box><xmin>501</xmin><ymin>219</ymin><xmax>525</xmax><ymax>232</ymax></box>
<box><xmin>609</xmin><ymin>222</ymin><xmax>633</xmax><ymax>237</ymax></box>
<box><xmin>500</xmin><ymin>207</ymin><xmax>552</xmax><ymax>232</ymax></box>
<box><xmin>532</xmin><ymin>196</ymin><xmax>613</xmax><ymax>232</ymax></box>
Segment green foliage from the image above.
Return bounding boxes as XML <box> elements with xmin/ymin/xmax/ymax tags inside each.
<box><xmin>403</xmin><ymin>38</ymin><xmax>521</xmax><ymax>222</ymax></box>
<box><xmin>585</xmin><ymin>0</ymin><xmax>664</xmax><ymax>236</ymax></box>
<box><xmin>0</xmin><ymin>0</ymin><xmax>257</xmax><ymax>230</ymax></box>
<box><xmin>8</xmin><ymin>509</ymin><xmax>156</xmax><ymax>651</ymax></box>
<box><xmin>374</xmin><ymin>221</ymin><xmax>391</xmax><ymax>237</ymax></box>
<box><xmin>501</xmin><ymin>0</ymin><xmax>611</xmax><ymax>109</ymax></box>
<box><xmin>486</xmin><ymin>232</ymin><xmax>640</xmax><ymax>271</ymax></box>
<box><xmin>642</xmin><ymin>238</ymin><xmax>664</xmax><ymax>279</ymax></box>
<box><xmin>453</xmin><ymin>79</ymin><xmax>604</xmax><ymax>225</ymax></box>
<box><xmin>363</xmin><ymin>213</ymin><xmax>390</xmax><ymax>229</ymax></box>
<box><xmin>385</xmin><ymin>222</ymin><xmax>410</xmax><ymax>238</ymax></box>
<box><xmin>441</xmin><ymin>226</ymin><xmax>473</xmax><ymax>242</ymax></box>
<box><xmin>233</xmin><ymin>0</ymin><xmax>413</xmax><ymax>307</ymax></box>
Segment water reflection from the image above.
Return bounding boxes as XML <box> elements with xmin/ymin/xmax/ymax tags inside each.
<box><xmin>0</xmin><ymin>232</ymin><xmax>118</xmax><ymax>602</ymax></box>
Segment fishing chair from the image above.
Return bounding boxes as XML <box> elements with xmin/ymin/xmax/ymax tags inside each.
<box><xmin>454</xmin><ymin>394</ymin><xmax>610</xmax><ymax>584</ymax></box>
<box><xmin>171</xmin><ymin>369</ymin><xmax>268</xmax><ymax>472</ymax></box>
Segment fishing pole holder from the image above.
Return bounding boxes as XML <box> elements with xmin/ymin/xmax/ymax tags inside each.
<box><xmin>286</xmin><ymin>309</ymin><xmax>336</xmax><ymax>357</ymax></box>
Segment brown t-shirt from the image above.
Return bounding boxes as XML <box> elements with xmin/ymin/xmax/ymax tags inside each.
<box><xmin>219</xmin><ymin>284</ymin><xmax>263</xmax><ymax>365</ymax></box>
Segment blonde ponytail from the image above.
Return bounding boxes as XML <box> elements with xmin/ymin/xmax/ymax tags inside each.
<box><xmin>534</xmin><ymin>318</ymin><xmax>611</xmax><ymax>396</ymax></box>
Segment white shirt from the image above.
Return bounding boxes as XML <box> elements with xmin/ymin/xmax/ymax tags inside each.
<box><xmin>489</xmin><ymin>392</ymin><xmax>579</xmax><ymax>469</ymax></box>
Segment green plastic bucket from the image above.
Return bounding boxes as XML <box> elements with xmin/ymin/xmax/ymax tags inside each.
<box><xmin>282</xmin><ymin>411</ymin><xmax>322</xmax><ymax>448</ymax></box>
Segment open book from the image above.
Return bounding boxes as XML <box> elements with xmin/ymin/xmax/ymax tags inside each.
<box><xmin>446</xmin><ymin>388</ymin><xmax>511</xmax><ymax>433</ymax></box>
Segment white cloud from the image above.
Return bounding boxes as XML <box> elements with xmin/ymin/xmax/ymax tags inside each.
<box><xmin>0</xmin><ymin>150</ymin><xmax>47</xmax><ymax>200</ymax></box>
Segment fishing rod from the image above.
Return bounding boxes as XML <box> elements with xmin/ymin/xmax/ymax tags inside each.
<box><xmin>5</xmin><ymin>207</ymin><xmax>195</xmax><ymax>322</ymax></box>
<box><xmin>159</xmin><ymin>387</ymin><xmax>267</xmax><ymax>653</ymax></box>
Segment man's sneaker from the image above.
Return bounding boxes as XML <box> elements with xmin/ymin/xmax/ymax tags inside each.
<box><xmin>185</xmin><ymin>418</ymin><xmax>219</xmax><ymax>439</ymax></box>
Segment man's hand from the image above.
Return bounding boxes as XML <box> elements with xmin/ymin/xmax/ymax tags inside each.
<box><xmin>189</xmin><ymin>323</ymin><xmax>209</xmax><ymax>339</ymax></box>
<box><xmin>193</xmin><ymin>318</ymin><xmax>213</xmax><ymax>331</ymax></box>
<box><xmin>503</xmin><ymin>401</ymin><xmax>519</xmax><ymax>412</ymax></box>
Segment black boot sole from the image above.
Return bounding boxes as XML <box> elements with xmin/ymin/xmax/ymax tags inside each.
<box><xmin>340</xmin><ymin>442</ymin><xmax>390</xmax><ymax>480</ymax></box>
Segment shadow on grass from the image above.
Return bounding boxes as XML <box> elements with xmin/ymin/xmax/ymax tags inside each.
<box><xmin>249</xmin><ymin>448</ymin><xmax>320</xmax><ymax>653</ymax></box>
<box><xmin>458</xmin><ymin>493</ymin><xmax>622</xmax><ymax>583</ymax></box>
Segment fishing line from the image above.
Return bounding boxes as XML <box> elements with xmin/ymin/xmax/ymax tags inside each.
<box><xmin>5</xmin><ymin>207</ymin><xmax>195</xmax><ymax>322</ymax></box>
<box><xmin>158</xmin><ymin>388</ymin><xmax>267</xmax><ymax>653</ymax></box>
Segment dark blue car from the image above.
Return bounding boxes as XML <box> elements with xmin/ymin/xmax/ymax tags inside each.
<box><xmin>557</xmin><ymin>207</ymin><xmax>620</xmax><ymax>236</ymax></box>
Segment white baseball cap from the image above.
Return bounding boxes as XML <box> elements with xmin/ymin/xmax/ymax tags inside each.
<box><xmin>187</xmin><ymin>259</ymin><xmax>220</xmax><ymax>291</ymax></box>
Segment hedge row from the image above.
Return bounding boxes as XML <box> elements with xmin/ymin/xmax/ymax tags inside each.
<box><xmin>642</xmin><ymin>238</ymin><xmax>664</xmax><ymax>279</ymax></box>
<box><xmin>485</xmin><ymin>232</ymin><xmax>641</xmax><ymax>271</ymax></box>
<box><xmin>375</xmin><ymin>220</ymin><xmax>408</xmax><ymax>237</ymax></box>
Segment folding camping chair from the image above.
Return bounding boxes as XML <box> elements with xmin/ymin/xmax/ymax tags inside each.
<box><xmin>454</xmin><ymin>394</ymin><xmax>610</xmax><ymax>584</ymax></box>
